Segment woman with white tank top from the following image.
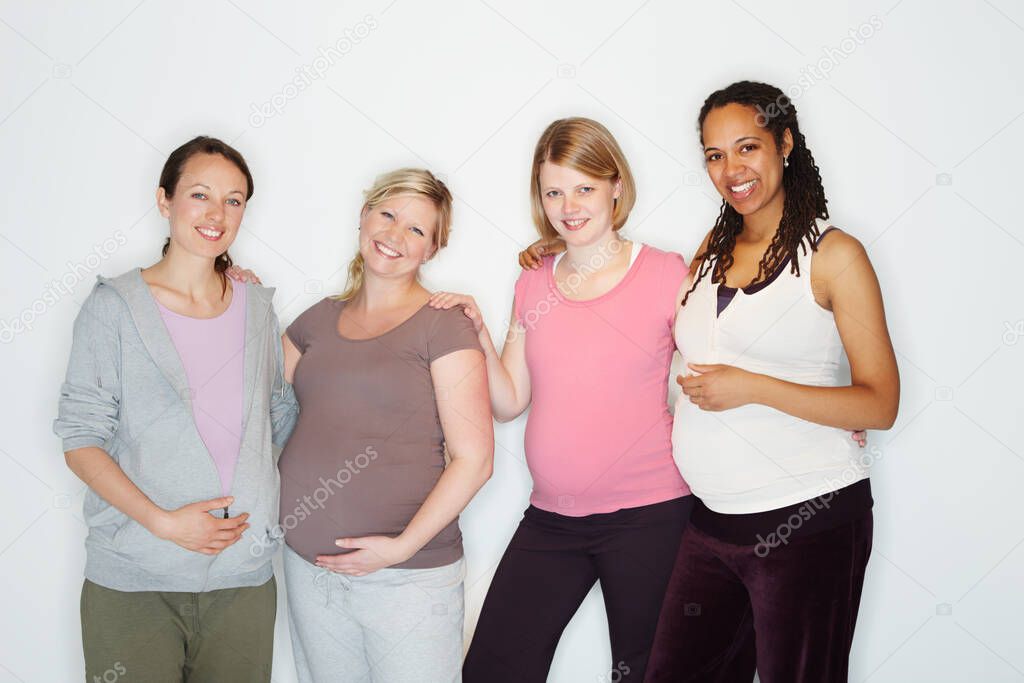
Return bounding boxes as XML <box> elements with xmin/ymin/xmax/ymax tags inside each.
<box><xmin>644</xmin><ymin>81</ymin><xmax>900</xmax><ymax>683</ymax></box>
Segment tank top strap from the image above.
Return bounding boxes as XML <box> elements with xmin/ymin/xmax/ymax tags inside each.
<box><xmin>795</xmin><ymin>221</ymin><xmax>839</xmax><ymax>272</ymax></box>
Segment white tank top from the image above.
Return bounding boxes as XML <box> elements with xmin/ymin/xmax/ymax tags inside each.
<box><xmin>671</xmin><ymin>219</ymin><xmax>867</xmax><ymax>514</ymax></box>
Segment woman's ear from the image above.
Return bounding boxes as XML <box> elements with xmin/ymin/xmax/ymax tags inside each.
<box><xmin>613</xmin><ymin>178</ymin><xmax>622</xmax><ymax>200</ymax></box>
<box><xmin>156</xmin><ymin>187</ymin><xmax>171</xmax><ymax>218</ymax></box>
<box><xmin>781</xmin><ymin>128</ymin><xmax>795</xmax><ymax>159</ymax></box>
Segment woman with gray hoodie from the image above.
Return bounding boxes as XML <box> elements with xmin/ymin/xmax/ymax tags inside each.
<box><xmin>54</xmin><ymin>136</ymin><xmax>297</xmax><ymax>682</ymax></box>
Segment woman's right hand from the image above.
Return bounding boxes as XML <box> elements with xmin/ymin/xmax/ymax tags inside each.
<box><xmin>153</xmin><ymin>496</ymin><xmax>250</xmax><ymax>555</ymax></box>
<box><xmin>225</xmin><ymin>265</ymin><xmax>261</xmax><ymax>284</ymax></box>
<box><xmin>518</xmin><ymin>237</ymin><xmax>566</xmax><ymax>270</ymax></box>
<box><xmin>428</xmin><ymin>292</ymin><xmax>486</xmax><ymax>334</ymax></box>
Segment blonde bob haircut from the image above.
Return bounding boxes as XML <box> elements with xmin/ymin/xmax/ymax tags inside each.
<box><xmin>336</xmin><ymin>168</ymin><xmax>453</xmax><ymax>301</ymax></box>
<box><xmin>530</xmin><ymin>117</ymin><xmax>637</xmax><ymax>240</ymax></box>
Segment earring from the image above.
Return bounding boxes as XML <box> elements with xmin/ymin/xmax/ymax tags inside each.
<box><xmin>783</xmin><ymin>156</ymin><xmax>790</xmax><ymax>168</ymax></box>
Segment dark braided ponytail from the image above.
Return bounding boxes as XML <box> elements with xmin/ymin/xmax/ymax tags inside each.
<box><xmin>682</xmin><ymin>81</ymin><xmax>828</xmax><ymax>306</ymax></box>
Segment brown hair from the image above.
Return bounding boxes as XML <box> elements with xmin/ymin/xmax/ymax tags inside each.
<box><xmin>158</xmin><ymin>136</ymin><xmax>254</xmax><ymax>296</ymax></box>
<box><xmin>530</xmin><ymin>117</ymin><xmax>637</xmax><ymax>240</ymax></box>
<box><xmin>337</xmin><ymin>168</ymin><xmax>454</xmax><ymax>301</ymax></box>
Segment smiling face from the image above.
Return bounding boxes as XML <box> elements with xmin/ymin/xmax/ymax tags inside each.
<box><xmin>538</xmin><ymin>161</ymin><xmax>621</xmax><ymax>247</ymax></box>
<box><xmin>358</xmin><ymin>193</ymin><xmax>439</xmax><ymax>279</ymax></box>
<box><xmin>157</xmin><ymin>153</ymin><xmax>247</xmax><ymax>260</ymax></box>
<box><xmin>702</xmin><ymin>102</ymin><xmax>793</xmax><ymax>219</ymax></box>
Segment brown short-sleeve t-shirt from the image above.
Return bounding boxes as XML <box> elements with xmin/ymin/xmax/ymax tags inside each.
<box><xmin>280</xmin><ymin>297</ymin><xmax>482</xmax><ymax>569</ymax></box>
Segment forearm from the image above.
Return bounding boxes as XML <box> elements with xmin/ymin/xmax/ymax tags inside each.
<box><xmin>396</xmin><ymin>456</ymin><xmax>492</xmax><ymax>558</ymax></box>
<box><xmin>753</xmin><ymin>375</ymin><xmax>897</xmax><ymax>431</ymax></box>
<box><xmin>478</xmin><ymin>323</ymin><xmax>526</xmax><ymax>421</ymax></box>
<box><xmin>65</xmin><ymin>447</ymin><xmax>168</xmax><ymax>536</ymax></box>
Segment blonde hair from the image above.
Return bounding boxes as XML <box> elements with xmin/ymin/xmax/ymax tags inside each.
<box><xmin>530</xmin><ymin>117</ymin><xmax>637</xmax><ymax>240</ymax></box>
<box><xmin>336</xmin><ymin>168</ymin><xmax>453</xmax><ymax>301</ymax></box>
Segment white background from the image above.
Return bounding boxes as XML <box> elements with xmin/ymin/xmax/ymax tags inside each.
<box><xmin>1</xmin><ymin>1</ymin><xmax>1022</xmax><ymax>681</ymax></box>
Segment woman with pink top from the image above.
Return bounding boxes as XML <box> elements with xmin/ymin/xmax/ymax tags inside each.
<box><xmin>429</xmin><ymin>117</ymin><xmax>693</xmax><ymax>682</ymax></box>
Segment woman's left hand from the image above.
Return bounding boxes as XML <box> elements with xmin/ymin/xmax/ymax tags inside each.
<box><xmin>678</xmin><ymin>363</ymin><xmax>760</xmax><ymax>411</ymax></box>
<box><xmin>225</xmin><ymin>264</ymin><xmax>261</xmax><ymax>284</ymax></box>
<box><xmin>315</xmin><ymin>535</ymin><xmax>414</xmax><ymax>576</ymax></box>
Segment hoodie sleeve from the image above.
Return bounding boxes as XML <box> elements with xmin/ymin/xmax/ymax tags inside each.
<box><xmin>53</xmin><ymin>283</ymin><xmax>123</xmax><ymax>452</ymax></box>
<box><xmin>269</xmin><ymin>308</ymin><xmax>298</xmax><ymax>448</ymax></box>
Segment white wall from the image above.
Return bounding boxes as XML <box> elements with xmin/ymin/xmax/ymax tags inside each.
<box><xmin>1</xmin><ymin>1</ymin><xmax>1021</xmax><ymax>681</ymax></box>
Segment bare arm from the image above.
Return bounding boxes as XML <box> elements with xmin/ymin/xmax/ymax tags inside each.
<box><xmin>681</xmin><ymin>232</ymin><xmax>899</xmax><ymax>431</ymax></box>
<box><xmin>393</xmin><ymin>348</ymin><xmax>494</xmax><ymax>555</ymax></box>
<box><xmin>428</xmin><ymin>295</ymin><xmax>532</xmax><ymax>422</ymax></box>
<box><xmin>751</xmin><ymin>232</ymin><xmax>899</xmax><ymax>430</ymax></box>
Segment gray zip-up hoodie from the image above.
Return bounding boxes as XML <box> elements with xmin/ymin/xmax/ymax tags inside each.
<box><xmin>54</xmin><ymin>269</ymin><xmax>297</xmax><ymax>592</ymax></box>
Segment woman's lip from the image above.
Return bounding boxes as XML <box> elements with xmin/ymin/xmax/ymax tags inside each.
<box><xmin>562</xmin><ymin>218</ymin><xmax>589</xmax><ymax>231</ymax></box>
<box><xmin>373</xmin><ymin>240</ymin><xmax>403</xmax><ymax>258</ymax></box>
<box><xmin>195</xmin><ymin>226</ymin><xmax>224</xmax><ymax>241</ymax></box>
<box><xmin>728</xmin><ymin>180</ymin><xmax>758</xmax><ymax>200</ymax></box>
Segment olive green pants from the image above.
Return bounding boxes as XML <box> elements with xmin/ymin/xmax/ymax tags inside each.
<box><xmin>80</xmin><ymin>576</ymin><xmax>276</xmax><ymax>683</ymax></box>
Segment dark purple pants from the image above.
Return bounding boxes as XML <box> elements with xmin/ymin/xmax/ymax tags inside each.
<box><xmin>464</xmin><ymin>496</ymin><xmax>693</xmax><ymax>682</ymax></box>
<box><xmin>644</xmin><ymin>514</ymin><xmax>872</xmax><ymax>683</ymax></box>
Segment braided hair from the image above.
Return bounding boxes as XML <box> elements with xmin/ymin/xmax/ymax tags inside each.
<box><xmin>682</xmin><ymin>81</ymin><xmax>829</xmax><ymax>306</ymax></box>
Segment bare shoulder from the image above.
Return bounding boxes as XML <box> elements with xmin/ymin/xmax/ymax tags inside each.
<box><xmin>813</xmin><ymin>228</ymin><xmax>871</xmax><ymax>280</ymax></box>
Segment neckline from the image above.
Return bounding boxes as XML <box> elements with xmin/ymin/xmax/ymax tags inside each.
<box><xmin>153</xmin><ymin>280</ymin><xmax>240</xmax><ymax>320</ymax></box>
<box><xmin>713</xmin><ymin>225</ymin><xmax>837</xmax><ymax>321</ymax></box>
<box><xmin>333</xmin><ymin>298</ymin><xmax>431</xmax><ymax>342</ymax></box>
<box><xmin>546</xmin><ymin>242</ymin><xmax>647</xmax><ymax>306</ymax></box>
<box><xmin>716</xmin><ymin>254</ymin><xmax>792</xmax><ymax>296</ymax></box>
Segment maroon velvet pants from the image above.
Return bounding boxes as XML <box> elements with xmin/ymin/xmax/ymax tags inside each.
<box><xmin>644</xmin><ymin>514</ymin><xmax>872</xmax><ymax>683</ymax></box>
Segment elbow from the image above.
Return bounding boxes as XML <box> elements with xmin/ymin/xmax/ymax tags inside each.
<box><xmin>478</xmin><ymin>443</ymin><xmax>495</xmax><ymax>484</ymax></box>
<box><xmin>64</xmin><ymin>448</ymin><xmax>87</xmax><ymax>474</ymax></box>
<box><xmin>878</xmin><ymin>404</ymin><xmax>898</xmax><ymax>431</ymax></box>
<box><xmin>465</xmin><ymin>452</ymin><xmax>494</xmax><ymax>489</ymax></box>
<box><xmin>479</xmin><ymin>457</ymin><xmax>494</xmax><ymax>485</ymax></box>
<box><xmin>868</xmin><ymin>396</ymin><xmax>899</xmax><ymax>431</ymax></box>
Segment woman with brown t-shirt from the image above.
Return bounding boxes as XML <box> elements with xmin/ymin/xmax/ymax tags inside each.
<box><xmin>277</xmin><ymin>169</ymin><xmax>494</xmax><ymax>683</ymax></box>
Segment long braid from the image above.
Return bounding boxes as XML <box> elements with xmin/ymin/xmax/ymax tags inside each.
<box><xmin>682</xmin><ymin>81</ymin><xmax>829</xmax><ymax>306</ymax></box>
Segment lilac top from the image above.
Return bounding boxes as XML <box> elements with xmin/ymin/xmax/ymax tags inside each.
<box><xmin>157</xmin><ymin>283</ymin><xmax>247</xmax><ymax>496</ymax></box>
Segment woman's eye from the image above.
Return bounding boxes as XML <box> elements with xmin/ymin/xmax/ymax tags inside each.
<box><xmin>545</xmin><ymin>190</ymin><xmax>560</xmax><ymax>199</ymax></box>
<box><xmin>579</xmin><ymin>186</ymin><xmax>594</xmax><ymax>194</ymax></box>
<box><xmin>410</xmin><ymin>226</ymin><xmax>424</xmax><ymax>236</ymax></box>
<box><xmin>191</xmin><ymin>192</ymin><xmax>207</xmax><ymax>200</ymax></box>
<box><xmin>227</xmin><ymin>198</ymin><xmax>241</xmax><ymax>207</ymax></box>
<box><xmin>705</xmin><ymin>154</ymin><xmax>721</xmax><ymax>163</ymax></box>
<box><xmin>741</xmin><ymin>144</ymin><xmax>756</xmax><ymax>153</ymax></box>
<box><xmin>382</xmin><ymin>211</ymin><xmax>394</xmax><ymax>219</ymax></box>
